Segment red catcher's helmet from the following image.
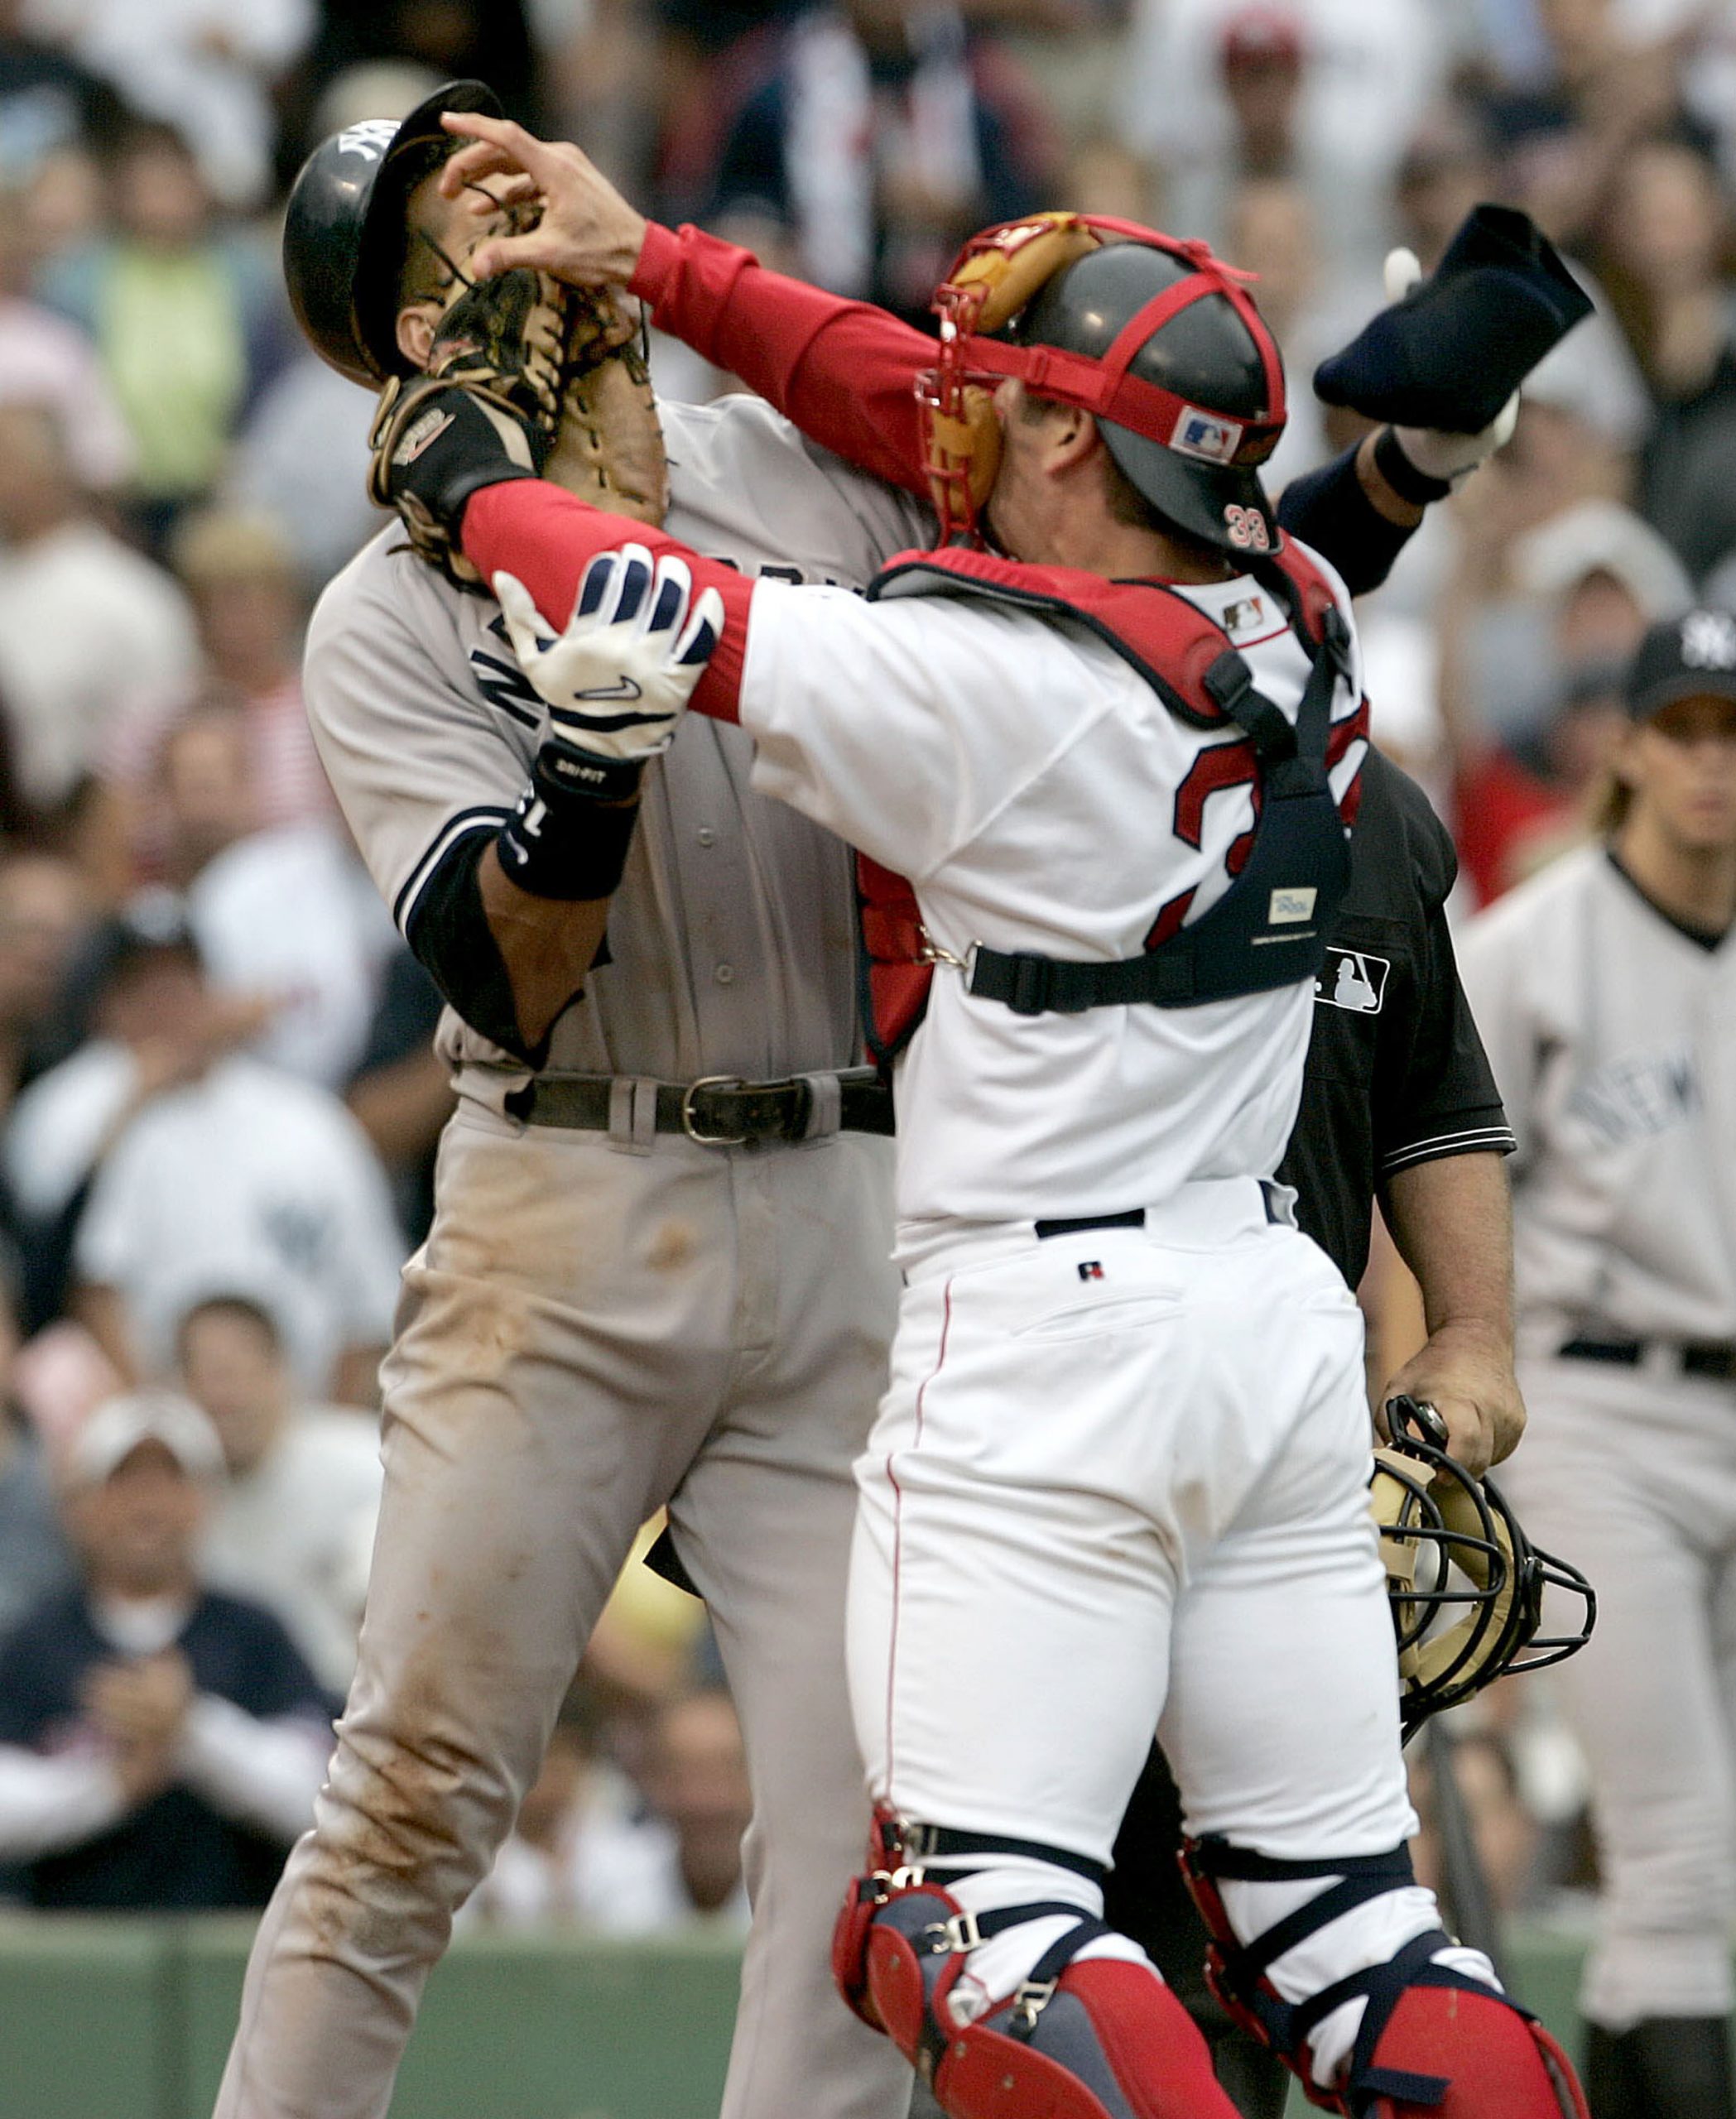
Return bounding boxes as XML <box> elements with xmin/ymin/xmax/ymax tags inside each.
<box><xmin>918</xmin><ymin>212</ymin><xmax>1287</xmax><ymax>555</ymax></box>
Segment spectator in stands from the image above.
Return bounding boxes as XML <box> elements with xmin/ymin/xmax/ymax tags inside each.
<box><xmin>178</xmin><ymin>1294</ymin><xmax>379</xmax><ymax>1693</ymax></box>
<box><xmin>166</xmin><ymin>508</ymin><xmax>328</xmax><ymax>829</ymax></box>
<box><xmin>0</xmin><ymin>0</ymin><xmax>127</xmax><ymax>195</ymax></box>
<box><xmin>0</xmin><ymin>1390</ymin><xmax>331</xmax><ymax>1908</ymax></box>
<box><xmin>0</xmin><ymin>1317</ymin><xmax>75</xmax><ymax>1646</ymax></box>
<box><xmin>636</xmin><ymin>1689</ymin><xmax>753</xmax><ymax>1930</ymax></box>
<box><xmin>0</xmin><ymin>401</ymin><xmax>197</xmax><ymax>819</ymax></box>
<box><xmin>0</xmin><ymin>906</ymin><xmax>403</xmax><ymax>1403</ymax></box>
<box><xmin>464</xmin><ymin>1689</ymin><xmax>687</xmax><ymax>1929</ymax></box>
<box><xmin>228</xmin><ymin>352</ymin><xmax>381</xmax><ymax>595</ymax></box>
<box><xmin>0</xmin><ymin>184</ymin><xmax>132</xmax><ymax>493</ymax></box>
<box><xmin>40</xmin><ymin>119</ymin><xmax>290</xmax><ymax>551</ymax></box>
<box><xmin>706</xmin><ymin>0</ymin><xmax>1054</xmax><ymax>324</ymax></box>
<box><xmin>1119</xmin><ymin>0</ymin><xmax>1440</xmax><ymax>288</ymax></box>
<box><xmin>0</xmin><ymin>849</ymin><xmax>88</xmax><ymax>1122</ymax></box>
<box><xmin>344</xmin><ymin>949</ymin><xmax>453</xmax><ymax>1247</ymax></box>
<box><xmin>35</xmin><ymin>0</ymin><xmax>314</xmax><ymax>210</ymax></box>
<box><xmin>1595</xmin><ymin>134</ymin><xmax>1736</xmax><ymax>584</ymax></box>
<box><xmin>5</xmin><ymin>909</ymin><xmax>271</xmax><ymax>1330</ymax></box>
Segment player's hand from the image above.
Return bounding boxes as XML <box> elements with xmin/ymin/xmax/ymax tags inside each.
<box><xmin>83</xmin><ymin>1651</ymin><xmax>195</xmax><ymax>1750</ymax></box>
<box><xmin>1377</xmin><ymin>1322</ymin><xmax>1526</xmax><ymax>1478</ymax></box>
<box><xmin>439</xmin><ymin>113</ymin><xmax>647</xmax><ymax>289</ymax></box>
<box><xmin>1380</xmin><ymin>247</ymin><xmax>1520</xmax><ymax>488</ymax></box>
<box><xmin>494</xmin><ymin>546</ymin><xmax>724</xmax><ymax>764</ymax></box>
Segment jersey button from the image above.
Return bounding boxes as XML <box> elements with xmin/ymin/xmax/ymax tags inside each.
<box><xmin>697</xmin><ymin>827</ymin><xmax>717</xmax><ymax>847</ymax></box>
<box><xmin>714</xmin><ymin>963</ymin><xmax>735</xmax><ymax>985</ymax></box>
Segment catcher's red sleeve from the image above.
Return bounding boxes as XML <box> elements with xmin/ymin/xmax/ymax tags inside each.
<box><xmin>630</xmin><ymin>221</ymin><xmax>935</xmax><ymax>498</ymax></box>
<box><xmin>462</xmin><ymin>481</ymin><xmax>753</xmax><ymax>722</ymax></box>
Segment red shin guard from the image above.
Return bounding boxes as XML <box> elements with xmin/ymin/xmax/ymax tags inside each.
<box><xmin>931</xmin><ymin>1958</ymin><xmax>1243</xmax><ymax>2119</ymax></box>
<box><xmin>1356</xmin><ymin>1985</ymin><xmax>1589</xmax><ymax>2119</ymax></box>
<box><xmin>1179</xmin><ymin>1841</ymin><xmax>1589</xmax><ymax>2118</ymax></box>
<box><xmin>830</xmin><ymin>1834</ymin><xmax>1241</xmax><ymax>2119</ymax></box>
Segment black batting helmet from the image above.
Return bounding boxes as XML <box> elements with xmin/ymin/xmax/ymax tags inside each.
<box><xmin>1006</xmin><ymin>239</ymin><xmax>1286</xmax><ymax>555</ymax></box>
<box><xmin>281</xmin><ymin>79</ymin><xmax>503</xmax><ymax>386</ymax></box>
<box><xmin>1370</xmin><ymin>1403</ymin><xmax>1594</xmax><ymax>1742</ymax></box>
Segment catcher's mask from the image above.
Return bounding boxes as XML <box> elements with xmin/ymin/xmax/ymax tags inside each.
<box><xmin>1370</xmin><ymin>1398</ymin><xmax>1594</xmax><ymax>1742</ymax></box>
<box><xmin>918</xmin><ymin>210</ymin><xmax>1286</xmax><ymax>553</ymax></box>
<box><xmin>282</xmin><ymin>78</ymin><xmax>504</xmax><ymax>387</ymax></box>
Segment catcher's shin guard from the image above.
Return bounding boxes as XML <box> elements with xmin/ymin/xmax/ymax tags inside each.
<box><xmin>831</xmin><ymin>1813</ymin><xmax>1241</xmax><ymax>2118</ymax></box>
<box><xmin>1180</xmin><ymin>1838</ymin><xmax>1589</xmax><ymax>2117</ymax></box>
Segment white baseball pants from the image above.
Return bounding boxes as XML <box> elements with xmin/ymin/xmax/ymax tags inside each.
<box><xmin>848</xmin><ymin>1180</ymin><xmax>1438</xmax><ymax>2079</ymax></box>
<box><xmin>1505</xmin><ymin>1346</ymin><xmax>1736</xmax><ymax>2030</ymax></box>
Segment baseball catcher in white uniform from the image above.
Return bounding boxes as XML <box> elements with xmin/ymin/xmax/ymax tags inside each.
<box><xmin>372</xmin><ymin>162</ymin><xmax>1593</xmax><ymax>2115</ymax></box>
<box><xmin>1461</xmin><ymin>608</ymin><xmax>1736</xmax><ymax>2119</ymax></box>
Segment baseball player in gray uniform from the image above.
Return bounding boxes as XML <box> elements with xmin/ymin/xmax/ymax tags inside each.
<box><xmin>215</xmin><ymin>90</ymin><xmax>927</xmax><ymax>2119</ymax></box>
<box><xmin>1459</xmin><ymin>608</ymin><xmax>1736</xmax><ymax>2119</ymax></box>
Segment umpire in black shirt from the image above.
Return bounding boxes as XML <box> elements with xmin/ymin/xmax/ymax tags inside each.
<box><xmin>1107</xmin><ymin>742</ymin><xmax>1522</xmax><ymax>2119</ymax></box>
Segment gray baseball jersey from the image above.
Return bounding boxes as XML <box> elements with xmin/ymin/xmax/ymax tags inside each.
<box><xmin>1459</xmin><ymin>844</ymin><xmax>1736</xmax><ymax>2040</ymax></box>
<box><xmin>216</xmin><ymin>399</ymin><xmax>930</xmax><ymax>2119</ymax></box>
<box><xmin>305</xmin><ymin>395</ymin><xmax>930</xmax><ymax>1095</ymax></box>
<box><xmin>1458</xmin><ymin>843</ymin><xmax>1736</xmax><ymax>1344</ymax></box>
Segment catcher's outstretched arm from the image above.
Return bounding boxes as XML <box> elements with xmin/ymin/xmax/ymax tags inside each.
<box><xmin>628</xmin><ymin>223</ymin><xmax>936</xmax><ymax>500</ymax></box>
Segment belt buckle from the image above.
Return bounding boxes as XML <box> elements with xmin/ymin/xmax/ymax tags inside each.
<box><xmin>680</xmin><ymin>1074</ymin><xmax>751</xmax><ymax>1147</ymax></box>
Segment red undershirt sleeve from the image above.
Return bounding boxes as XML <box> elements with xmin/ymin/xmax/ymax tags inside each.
<box><xmin>630</xmin><ymin>220</ymin><xmax>936</xmax><ymax>498</ymax></box>
<box><xmin>462</xmin><ymin>482</ymin><xmax>754</xmax><ymax>723</ymax></box>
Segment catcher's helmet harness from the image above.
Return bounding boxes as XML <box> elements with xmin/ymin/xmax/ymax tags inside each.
<box><xmin>918</xmin><ymin>211</ymin><xmax>1286</xmax><ymax>551</ymax></box>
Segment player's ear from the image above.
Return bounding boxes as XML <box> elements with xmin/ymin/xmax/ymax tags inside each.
<box><xmin>396</xmin><ymin>301</ymin><xmax>438</xmax><ymax>371</ymax></box>
<box><xmin>1043</xmin><ymin>404</ymin><xmax>1097</xmax><ymax>479</ymax></box>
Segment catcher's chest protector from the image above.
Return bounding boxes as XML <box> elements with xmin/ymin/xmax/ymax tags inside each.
<box><xmin>858</xmin><ymin>541</ymin><xmax>1359</xmax><ymax>1069</ymax></box>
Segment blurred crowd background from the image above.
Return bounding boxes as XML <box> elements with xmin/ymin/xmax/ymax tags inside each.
<box><xmin>0</xmin><ymin>0</ymin><xmax>1724</xmax><ymax>1939</ymax></box>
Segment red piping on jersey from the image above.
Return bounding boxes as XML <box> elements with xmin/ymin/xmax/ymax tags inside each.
<box><xmin>885</xmin><ymin>1275</ymin><xmax>953</xmax><ymax>1799</ymax></box>
<box><xmin>461</xmin><ymin>482</ymin><xmax>756</xmax><ymax>722</ymax></box>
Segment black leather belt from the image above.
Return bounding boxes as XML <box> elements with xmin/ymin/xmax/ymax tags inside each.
<box><xmin>1559</xmin><ymin>1336</ymin><xmax>1736</xmax><ymax>1383</ymax></box>
<box><xmin>504</xmin><ymin>1070</ymin><xmax>894</xmax><ymax>1145</ymax></box>
<box><xmin>1034</xmin><ymin>1184</ymin><xmax>1290</xmax><ymax>1241</ymax></box>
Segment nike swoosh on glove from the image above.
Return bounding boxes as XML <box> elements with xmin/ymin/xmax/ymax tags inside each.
<box><xmin>494</xmin><ymin>545</ymin><xmax>725</xmax><ymax>762</ymax></box>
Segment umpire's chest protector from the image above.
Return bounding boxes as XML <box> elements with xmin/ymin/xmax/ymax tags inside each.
<box><xmin>856</xmin><ymin>541</ymin><xmax>1363</xmax><ymax>1071</ymax></box>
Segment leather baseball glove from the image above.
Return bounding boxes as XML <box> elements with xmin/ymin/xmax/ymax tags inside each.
<box><xmin>368</xmin><ymin>216</ymin><xmax>668</xmax><ymax>591</ymax></box>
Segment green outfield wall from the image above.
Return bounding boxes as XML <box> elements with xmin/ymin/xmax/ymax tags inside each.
<box><xmin>0</xmin><ymin>1916</ymin><xmax>1628</xmax><ymax>2118</ymax></box>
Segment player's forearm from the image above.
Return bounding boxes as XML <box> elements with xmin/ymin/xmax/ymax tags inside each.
<box><xmin>478</xmin><ymin>843</ymin><xmax>617</xmax><ymax>1049</ymax></box>
<box><xmin>1382</xmin><ymin>1151</ymin><xmax>1523</xmax><ymax>1470</ymax></box>
<box><xmin>631</xmin><ymin>221</ymin><xmax>935</xmax><ymax>497</ymax></box>
<box><xmin>1277</xmin><ymin>435</ymin><xmax>1423</xmax><ymax>599</ymax></box>
<box><xmin>0</xmin><ymin>1746</ymin><xmax>127</xmax><ymax>1858</ymax></box>
<box><xmin>1386</xmin><ymin>1151</ymin><xmax>1514</xmax><ymax>1346</ymax></box>
<box><xmin>464</xmin><ymin>482</ymin><xmax>753</xmax><ymax>721</ymax></box>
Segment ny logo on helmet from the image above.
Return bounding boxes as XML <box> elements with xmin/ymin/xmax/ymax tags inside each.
<box><xmin>334</xmin><ymin>120</ymin><xmax>399</xmax><ymax>164</ymax></box>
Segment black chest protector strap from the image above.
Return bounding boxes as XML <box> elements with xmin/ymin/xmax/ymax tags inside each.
<box><xmin>969</xmin><ymin>588</ymin><xmax>1354</xmax><ymax>1015</ymax></box>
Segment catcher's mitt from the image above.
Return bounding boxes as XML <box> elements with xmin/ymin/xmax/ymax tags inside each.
<box><xmin>368</xmin><ymin>227</ymin><xmax>668</xmax><ymax>592</ymax></box>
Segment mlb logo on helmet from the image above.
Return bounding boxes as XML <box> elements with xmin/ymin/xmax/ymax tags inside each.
<box><xmin>1169</xmin><ymin>406</ymin><xmax>1244</xmax><ymax>464</ymax></box>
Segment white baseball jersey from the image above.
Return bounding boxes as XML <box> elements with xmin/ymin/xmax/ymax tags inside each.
<box><xmin>733</xmin><ymin>558</ymin><xmax>1367</xmax><ymax>1239</ymax></box>
<box><xmin>303</xmin><ymin>396</ymin><xmax>929</xmax><ymax>1098</ymax></box>
<box><xmin>1458</xmin><ymin>844</ymin><xmax>1736</xmax><ymax>1343</ymax></box>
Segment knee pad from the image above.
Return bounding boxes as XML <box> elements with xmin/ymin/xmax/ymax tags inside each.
<box><xmin>831</xmin><ymin>1813</ymin><xmax>1242</xmax><ymax>2118</ymax></box>
<box><xmin>1181</xmin><ymin>1837</ymin><xmax>1589</xmax><ymax>2117</ymax></box>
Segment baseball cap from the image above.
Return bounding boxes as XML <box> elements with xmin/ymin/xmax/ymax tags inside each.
<box><xmin>67</xmin><ymin>1391</ymin><xmax>224</xmax><ymax>1487</ymax></box>
<box><xmin>1625</xmin><ymin>608</ymin><xmax>1736</xmax><ymax>720</ymax></box>
<box><xmin>1221</xmin><ymin>5</ymin><xmax>1304</xmax><ymax>69</ymax></box>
